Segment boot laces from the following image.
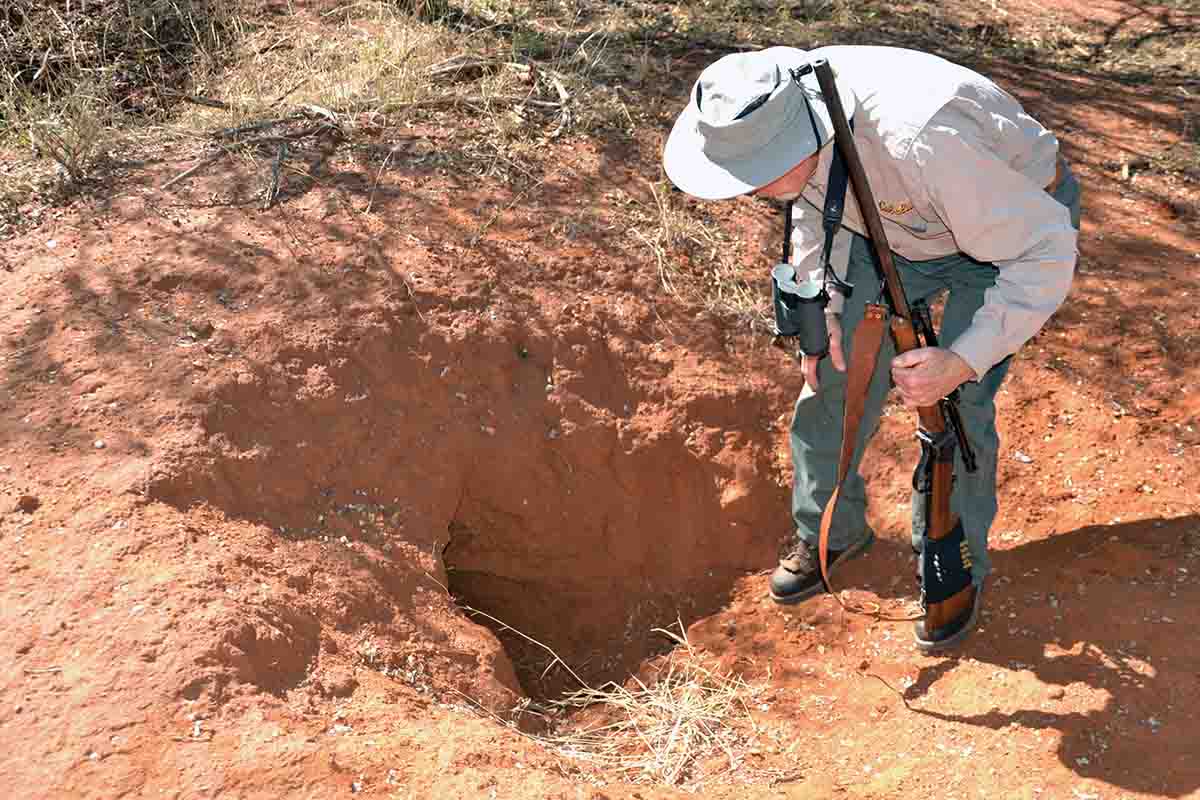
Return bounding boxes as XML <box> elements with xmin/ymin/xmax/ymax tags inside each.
<box><xmin>780</xmin><ymin>538</ymin><xmax>818</xmax><ymax>570</ymax></box>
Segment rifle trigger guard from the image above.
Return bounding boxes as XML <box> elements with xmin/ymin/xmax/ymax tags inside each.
<box><xmin>912</xmin><ymin>427</ymin><xmax>958</xmax><ymax>492</ymax></box>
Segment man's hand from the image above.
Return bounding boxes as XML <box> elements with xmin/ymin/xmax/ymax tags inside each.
<box><xmin>890</xmin><ymin>347</ymin><xmax>976</xmax><ymax>407</ymax></box>
<box><xmin>801</xmin><ymin>313</ymin><xmax>846</xmax><ymax>390</ymax></box>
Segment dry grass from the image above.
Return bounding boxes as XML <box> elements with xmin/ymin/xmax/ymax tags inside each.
<box><xmin>427</xmin><ymin>565</ymin><xmax>771</xmax><ymax>791</ymax></box>
<box><xmin>1</xmin><ymin>0</ymin><xmax>241</xmax><ymax>159</ymax></box>
<box><xmin>542</xmin><ymin>621</ymin><xmax>769</xmax><ymax>788</ymax></box>
<box><xmin>616</xmin><ymin>180</ymin><xmax>770</xmax><ymax>329</ymax></box>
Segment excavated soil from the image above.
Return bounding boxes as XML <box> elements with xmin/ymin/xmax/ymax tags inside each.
<box><xmin>2</xmin><ymin>0</ymin><xmax>1199</xmax><ymax>798</ymax></box>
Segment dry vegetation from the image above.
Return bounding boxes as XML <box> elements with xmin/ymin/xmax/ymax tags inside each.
<box><xmin>454</xmin><ymin>614</ymin><xmax>774</xmax><ymax>790</ymax></box>
<box><xmin>545</xmin><ymin>622</ymin><xmax>771</xmax><ymax>789</ymax></box>
<box><xmin>4</xmin><ymin>0</ymin><xmax>1194</xmax><ymax>309</ymax></box>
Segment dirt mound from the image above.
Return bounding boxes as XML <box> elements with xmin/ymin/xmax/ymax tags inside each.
<box><xmin>0</xmin><ymin>138</ymin><xmax>806</xmax><ymax>794</ymax></box>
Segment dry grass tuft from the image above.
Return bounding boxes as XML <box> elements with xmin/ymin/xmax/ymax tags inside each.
<box><xmin>542</xmin><ymin>620</ymin><xmax>768</xmax><ymax>788</ymax></box>
<box><xmin>1</xmin><ymin>0</ymin><xmax>241</xmax><ymax>131</ymax></box>
<box><xmin>618</xmin><ymin>181</ymin><xmax>771</xmax><ymax>330</ymax></box>
<box><xmin>427</xmin><ymin>572</ymin><xmax>772</xmax><ymax>791</ymax></box>
<box><xmin>0</xmin><ymin>0</ymin><xmax>243</xmax><ymax>211</ymax></box>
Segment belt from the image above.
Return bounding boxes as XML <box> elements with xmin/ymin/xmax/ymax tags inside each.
<box><xmin>1044</xmin><ymin>157</ymin><xmax>1067</xmax><ymax>194</ymax></box>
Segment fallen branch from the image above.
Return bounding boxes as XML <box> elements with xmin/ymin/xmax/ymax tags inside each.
<box><xmin>224</xmin><ymin>124</ymin><xmax>333</xmax><ymax>149</ymax></box>
<box><xmin>336</xmin><ymin>94</ymin><xmax>565</xmax><ymax>115</ymax></box>
<box><xmin>212</xmin><ymin>115</ymin><xmax>303</xmax><ymax>140</ymax></box>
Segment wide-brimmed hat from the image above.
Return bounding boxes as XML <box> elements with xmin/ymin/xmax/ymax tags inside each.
<box><xmin>663</xmin><ymin>47</ymin><xmax>858</xmax><ymax>200</ymax></box>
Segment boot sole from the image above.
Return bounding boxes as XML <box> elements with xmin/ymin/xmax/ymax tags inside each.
<box><xmin>769</xmin><ymin>531</ymin><xmax>875</xmax><ymax>605</ymax></box>
<box><xmin>914</xmin><ymin>583</ymin><xmax>985</xmax><ymax>653</ymax></box>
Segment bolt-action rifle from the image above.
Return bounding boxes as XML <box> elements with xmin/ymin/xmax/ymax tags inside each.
<box><xmin>811</xmin><ymin>59</ymin><xmax>979</xmax><ymax>634</ymax></box>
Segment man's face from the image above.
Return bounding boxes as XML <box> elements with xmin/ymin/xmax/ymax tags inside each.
<box><xmin>752</xmin><ymin>152</ymin><xmax>820</xmax><ymax>201</ymax></box>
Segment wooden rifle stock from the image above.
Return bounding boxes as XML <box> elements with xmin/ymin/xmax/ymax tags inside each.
<box><xmin>812</xmin><ymin>60</ymin><xmax>975</xmax><ymax>631</ymax></box>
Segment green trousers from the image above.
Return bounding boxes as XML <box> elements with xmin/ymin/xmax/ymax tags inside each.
<box><xmin>790</xmin><ymin>169</ymin><xmax>1082</xmax><ymax>585</ymax></box>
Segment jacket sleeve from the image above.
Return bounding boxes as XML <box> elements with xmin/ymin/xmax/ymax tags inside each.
<box><xmin>908</xmin><ymin>120</ymin><xmax>1078</xmax><ymax>379</ymax></box>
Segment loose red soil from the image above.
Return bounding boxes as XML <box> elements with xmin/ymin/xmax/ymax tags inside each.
<box><xmin>2</xmin><ymin>1</ymin><xmax>1198</xmax><ymax>798</ymax></box>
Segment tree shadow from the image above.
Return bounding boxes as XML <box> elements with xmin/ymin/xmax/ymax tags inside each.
<box><xmin>901</xmin><ymin>514</ymin><xmax>1200</xmax><ymax>797</ymax></box>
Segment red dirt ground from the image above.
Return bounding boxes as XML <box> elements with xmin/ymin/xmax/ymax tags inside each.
<box><xmin>2</xmin><ymin>1</ymin><xmax>1198</xmax><ymax>798</ymax></box>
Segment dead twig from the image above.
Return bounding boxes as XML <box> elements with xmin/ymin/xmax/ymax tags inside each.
<box><xmin>163</xmin><ymin>91</ymin><xmax>231</xmax><ymax>110</ymax></box>
<box><xmin>161</xmin><ymin>151</ymin><xmax>227</xmax><ymax>190</ymax></box>
<box><xmin>23</xmin><ymin>666</ymin><xmax>63</xmax><ymax>675</ymax></box>
<box><xmin>365</xmin><ymin>146</ymin><xmax>395</xmax><ymax>215</ymax></box>
<box><xmin>270</xmin><ymin>79</ymin><xmax>308</xmax><ymax>108</ymax></box>
<box><xmin>263</xmin><ymin>142</ymin><xmax>287</xmax><ymax>209</ymax></box>
<box><xmin>469</xmin><ymin>178</ymin><xmax>545</xmax><ymax>248</ymax></box>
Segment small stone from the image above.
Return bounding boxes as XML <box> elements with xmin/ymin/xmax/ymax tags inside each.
<box><xmin>187</xmin><ymin>321</ymin><xmax>215</xmax><ymax>340</ymax></box>
<box><xmin>14</xmin><ymin>704</ymin><xmax>22</xmax><ymax>714</ymax></box>
<box><xmin>1013</xmin><ymin>451</ymin><xmax>1033</xmax><ymax>464</ymax></box>
<box><xmin>16</xmin><ymin>495</ymin><xmax>40</xmax><ymax>514</ymax></box>
<box><xmin>320</xmin><ymin>668</ymin><xmax>359</xmax><ymax>699</ymax></box>
<box><xmin>93</xmin><ymin>440</ymin><xmax>106</xmax><ymax>450</ymax></box>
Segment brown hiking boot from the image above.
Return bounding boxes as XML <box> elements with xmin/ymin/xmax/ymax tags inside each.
<box><xmin>768</xmin><ymin>531</ymin><xmax>874</xmax><ymax>605</ymax></box>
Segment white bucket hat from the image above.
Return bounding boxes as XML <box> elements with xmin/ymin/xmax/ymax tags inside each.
<box><xmin>663</xmin><ymin>47</ymin><xmax>858</xmax><ymax>200</ymax></box>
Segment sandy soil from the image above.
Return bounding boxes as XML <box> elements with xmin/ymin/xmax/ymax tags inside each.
<box><xmin>1</xmin><ymin>0</ymin><xmax>1198</xmax><ymax>798</ymax></box>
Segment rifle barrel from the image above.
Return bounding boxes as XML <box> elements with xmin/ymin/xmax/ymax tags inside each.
<box><xmin>813</xmin><ymin>59</ymin><xmax>912</xmax><ymax>322</ymax></box>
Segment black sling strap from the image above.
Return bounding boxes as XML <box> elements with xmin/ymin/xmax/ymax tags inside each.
<box><xmin>781</xmin><ymin>116</ymin><xmax>854</xmax><ymax>295</ymax></box>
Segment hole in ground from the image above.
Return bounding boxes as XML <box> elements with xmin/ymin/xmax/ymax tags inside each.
<box><xmin>442</xmin><ymin>513</ymin><xmax>747</xmax><ymax>701</ymax></box>
<box><xmin>150</xmin><ymin>324</ymin><xmax>781</xmax><ymax>706</ymax></box>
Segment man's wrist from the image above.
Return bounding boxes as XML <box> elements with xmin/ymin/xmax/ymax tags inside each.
<box><xmin>947</xmin><ymin>349</ymin><xmax>978</xmax><ymax>385</ymax></box>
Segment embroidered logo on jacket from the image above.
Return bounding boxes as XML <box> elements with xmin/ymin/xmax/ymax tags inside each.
<box><xmin>878</xmin><ymin>200</ymin><xmax>914</xmax><ymax>216</ymax></box>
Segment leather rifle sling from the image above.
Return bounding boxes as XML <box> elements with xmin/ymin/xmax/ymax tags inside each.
<box><xmin>817</xmin><ymin>303</ymin><xmax>888</xmax><ymax>595</ymax></box>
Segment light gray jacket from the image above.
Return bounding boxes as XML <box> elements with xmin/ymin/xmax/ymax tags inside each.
<box><xmin>791</xmin><ymin>46</ymin><xmax>1078</xmax><ymax>378</ymax></box>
